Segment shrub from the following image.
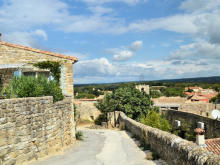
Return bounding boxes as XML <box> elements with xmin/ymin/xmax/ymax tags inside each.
<box><xmin>141</xmin><ymin>110</ymin><xmax>171</xmax><ymax>132</ymax></box>
<box><xmin>94</xmin><ymin>113</ymin><xmax>107</xmax><ymax>125</ymax></box>
<box><xmin>0</xmin><ymin>76</ymin><xmax>63</xmax><ymax>102</ymax></box>
<box><xmin>75</xmin><ymin>131</ymin><xmax>83</xmax><ymax>140</ymax></box>
<box><xmin>75</xmin><ymin>93</ymin><xmax>96</xmax><ymax>99</ymax></box>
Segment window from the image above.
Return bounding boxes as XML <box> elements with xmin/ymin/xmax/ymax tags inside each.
<box><xmin>23</xmin><ymin>72</ymin><xmax>36</xmax><ymax>77</ymax></box>
<box><xmin>14</xmin><ymin>70</ymin><xmax>22</xmax><ymax>77</ymax></box>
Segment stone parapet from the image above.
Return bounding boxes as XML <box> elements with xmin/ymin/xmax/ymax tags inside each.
<box><xmin>109</xmin><ymin>111</ymin><xmax>220</xmax><ymax>165</ymax></box>
<box><xmin>162</xmin><ymin>110</ymin><xmax>220</xmax><ymax>139</ymax></box>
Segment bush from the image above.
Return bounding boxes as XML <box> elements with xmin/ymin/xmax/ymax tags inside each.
<box><xmin>75</xmin><ymin>131</ymin><xmax>83</xmax><ymax>140</ymax></box>
<box><xmin>94</xmin><ymin>113</ymin><xmax>107</xmax><ymax>125</ymax></box>
<box><xmin>75</xmin><ymin>93</ymin><xmax>96</xmax><ymax>99</ymax></box>
<box><xmin>0</xmin><ymin>76</ymin><xmax>64</xmax><ymax>102</ymax></box>
<box><xmin>141</xmin><ymin>110</ymin><xmax>171</xmax><ymax>132</ymax></box>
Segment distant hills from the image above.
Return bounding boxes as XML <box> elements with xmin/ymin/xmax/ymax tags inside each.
<box><xmin>75</xmin><ymin>76</ymin><xmax>220</xmax><ymax>86</ymax></box>
<box><xmin>159</xmin><ymin>76</ymin><xmax>220</xmax><ymax>83</ymax></box>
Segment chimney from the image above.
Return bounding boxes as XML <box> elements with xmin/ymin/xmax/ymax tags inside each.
<box><xmin>194</xmin><ymin>127</ymin><xmax>206</xmax><ymax>147</ymax></box>
<box><xmin>0</xmin><ymin>33</ymin><xmax>1</xmax><ymax>41</ymax></box>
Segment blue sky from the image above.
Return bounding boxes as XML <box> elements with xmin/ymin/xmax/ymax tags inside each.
<box><xmin>1</xmin><ymin>0</ymin><xmax>220</xmax><ymax>84</ymax></box>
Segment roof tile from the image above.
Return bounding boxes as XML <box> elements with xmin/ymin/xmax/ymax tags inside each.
<box><xmin>206</xmin><ymin>138</ymin><xmax>220</xmax><ymax>155</ymax></box>
<box><xmin>0</xmin><ymin>41</ymin><xmax>78</xmax><ymax>63</ymax></box>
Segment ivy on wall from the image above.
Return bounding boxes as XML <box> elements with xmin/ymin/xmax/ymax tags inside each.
<box><xmin>34</xmin><ymin>61</ymin><xmax>61</xmax><ymax>83</ymax></box>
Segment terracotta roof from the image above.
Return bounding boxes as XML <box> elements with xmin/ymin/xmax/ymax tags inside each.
<box><xmin>0</xmin><ymin>41</ymin><xmax>78</xmax><ymax>63</ymax></box>
<box><xmin>185</xmin><ymin>92</ymin><xmax>194</xmax><ymax>96</ymax></box>
<box><xmin>206</xmin><ymin>138</ymin><xmax>220</xmax><ymax>155</ymax></box>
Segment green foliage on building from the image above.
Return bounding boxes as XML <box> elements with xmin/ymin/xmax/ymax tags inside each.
<box><xmin>34</xmin><ymin>61</ymin><xmax>61</xmax><ymax>83</ymax></box>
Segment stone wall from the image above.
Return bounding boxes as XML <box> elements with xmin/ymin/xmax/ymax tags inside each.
<box><xmin>0</xmin><ymin>43</ymin><xmax>75</xmax><ymax>96</ymax></box>
<box><xmin>109</xmin><ymin>112</ymin><xmax>220</xmax><ymax>165</ymax></box>
<box><xmin>0</xmin><ymin>96</ymin><xmax>75</xmax><ymax>165</ymax></box>
<box><xmin>154</xmin><ymin>96</ymin><xmax>220</xmax><ymax>118</ymax></box>
<box><xmin>162</xmin><ymin>110</ymin><xmax>220</xmax><ymax>139</ymax></box>
<box><xmin>179</xmin><ymin>103</ymin><xmax>220</xmax><ymax>118</ymax></box>
<box><xmin>74</xmin><ymin>99</ymin><xmax>101</xmax><ymax>122</ymax></box>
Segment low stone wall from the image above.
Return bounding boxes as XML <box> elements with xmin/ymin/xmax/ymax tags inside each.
<box><xmin>74</xmin><ymin>99</ymin><xmax>101</xmax><ymax>122</ymax></box>
<box><xmin>162</xmin><ymin>110</ymin><xmax>220</xmax><ymax>139</ymax></box>
<box><xmin>0</xmin><ymin>96</ymin><xmax>75</xmax><ymax>165</ymax></box>
<box><xmin>109</xmin><ymin>112</ymin><xmax>220</xmax><ymax>165</ymax></box>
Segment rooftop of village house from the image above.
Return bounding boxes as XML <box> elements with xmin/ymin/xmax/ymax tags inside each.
<box><xmin>0</xmin><ymin>33</ymin><xmax>78</xmax><ymax>63</ymax></box>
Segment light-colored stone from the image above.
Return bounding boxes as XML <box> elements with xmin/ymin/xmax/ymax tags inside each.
<box><xmin>109</xmin><ymin>112</ymin><xmax>220</xmax><ymax>165</ymax></box>
<box><xmin>75</xmin><ymin>99</ymin><xmax>101</xmax><ymax>122</ymax></box>
<box><xmin>0</xmin><ymin>96</ymin><xmax>75</xmax><ymax>165</ymax></box>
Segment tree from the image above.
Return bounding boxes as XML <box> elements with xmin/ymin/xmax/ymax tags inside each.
<box><xmin>210</xmin><ymin>93</ymin><xmax>220</xmax><ymax>103</ymax></box>
<box><xmin>140</xmin><ymin>110</ymin><xmax>171</xmax><ymax>132</ymax></box>
<box><xmin>96</xmin><ymin>87</ymin><xmax>153</xmax><ymax>121</ymax></box>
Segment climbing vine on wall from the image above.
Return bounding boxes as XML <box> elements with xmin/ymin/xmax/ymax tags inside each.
<box><xmin>33</xmin><ymin>61</ymin><xmax>61</xmax><ymax>83</ymax></box>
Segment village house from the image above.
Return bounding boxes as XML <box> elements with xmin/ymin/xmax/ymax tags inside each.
<box><xmin>0</xmin><ymin>33</ymin><xmax>78</xmax><ymax>96</ymax></box>
<box><xmin>185</xmin><ymin>87</ymin><xmax>218</xmax><ymax>103</ymax></box>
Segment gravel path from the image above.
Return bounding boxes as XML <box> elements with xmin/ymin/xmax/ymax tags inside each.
<box><xmin>30</xmin><ymin>129</ymin><xmax>166</xmax><ymax>165</ymax></box>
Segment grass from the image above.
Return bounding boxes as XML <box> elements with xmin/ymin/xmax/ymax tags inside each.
<box><xmin>75</xmin><ymin>131</ymin><xmax>83</xmax><ymax>140</ymax></box>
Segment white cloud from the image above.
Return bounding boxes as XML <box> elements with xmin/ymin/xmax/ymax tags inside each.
<box><xmin>113</xmin><ymin>50</ymin><xmax>134</xmax><ymax>61</ymax></box>
<box><xmin>81</xmin><ymin>0</ymin><xmax>148</xmax><ymax>5</ymax></box>
<box><xmin>180</xmin><ymin>0</ymin><xmax>220</xmax><ymax>12</ymax></box>
<box><xmin>88</xmin><ymin>6</ymin><xmax>114</xmax><ymax>15</ymax></box>
<box><xmin>34</xmin><ymin>29</ymin><xmax>47</xmax><ymax>40</ymax></box>
<box><xmin>0</xmin><ymin>0</ymin><xmax>220</xmax><ymax>39</ymax></box>
<box><xmin>168</xmin><ymin>41</ymin><xmax>220</xmax><ymax>60</ymax></box>
<box><xmin>130</xmin><ymin>40</ymin><xmax>143</xmax><ymax>51</ymax></box>
<box><xmin>3</xmin><ymin>31</ymin><xmax>47</xmax><ymax>47</ymax></box>
<box><xmin>128</xmin><ymin>14</ymin><xmax>198</xmax><ymax>34</ymax></box>
<box><xmin>75</xmin><ymin>58</ymin><xmax>119</xmax><ymax>77</ymax></box>
<box><xmin>107</xmin><ymin>40</ymin><xmax>143</xmax><ymax>61</ymax></box>
<box><xmin>75</xmin><ymin>57</ymin><xmax>220</xmax><ymax>84</ymax></box>
<box><xmin>0</xmin><ymin>0</ymin><xmax>68</xmax><ymax>31</ymax></box>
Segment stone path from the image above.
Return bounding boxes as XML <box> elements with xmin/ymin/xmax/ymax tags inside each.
<box><xmin>31</xmin><ymin>129</ymin><xmax>167</xmax><ymax>165</ymax></box>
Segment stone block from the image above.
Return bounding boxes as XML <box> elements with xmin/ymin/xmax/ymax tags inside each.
<box><xmin>0</xmin><ymin>138</ymin><xmax>7</xmax><ymax>147</ymax></box>
<box><xmin>4</xmin><ymin>159</ymin><xmax>16</xmax><ymax>165</ymax></box>
<box><xmin>0</xmin><ymin>147</ymin><xmax>8</xmax><ymax>158</ymax></box>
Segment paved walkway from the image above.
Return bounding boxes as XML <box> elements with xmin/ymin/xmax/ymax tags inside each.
<box><xmin>31</xmin><ymin>129</ymin><xmax>166</xmax><ymax>165</ymax></box>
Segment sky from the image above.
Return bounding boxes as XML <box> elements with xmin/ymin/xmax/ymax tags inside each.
<box><xmin>1</xmin><ymin>0</ymin><xmax>220</xmax><ymax>84</ymax></box>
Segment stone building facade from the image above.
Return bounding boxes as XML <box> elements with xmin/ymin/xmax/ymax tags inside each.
<box><xmin>0</xmin><ymin>40</ymin><xmax>78</xmax><ymax>96</ymax></box>
<box><xmin>135</xmin><ymin>84</ymin><xmax>150</xmax><ymax>95</ymax></box>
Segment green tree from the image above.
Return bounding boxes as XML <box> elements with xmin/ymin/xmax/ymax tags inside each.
<box><xmin>140</xmin><ymin>110</ymin><xmax>171</xmax><ymax>132</ymax></box>
<box><xmin>96</xmin><ymin>87</ymin><xmax>153</xmax><ymax>121</ymax></box>
<box><xmin>210</xmin><ymin>93</ymin><xmax>220</xmax><ymax>103</ymax></box>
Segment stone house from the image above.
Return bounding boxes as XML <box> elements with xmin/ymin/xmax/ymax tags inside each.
<box><xmin>0</xmin><ymin>34</ymin><xmax>78</xmax><ymax>96</ymax></box>
<box><xmin>135</xmin><ymin>84</ymin><xmax>150</xmax><ymax>94</ymax></box>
